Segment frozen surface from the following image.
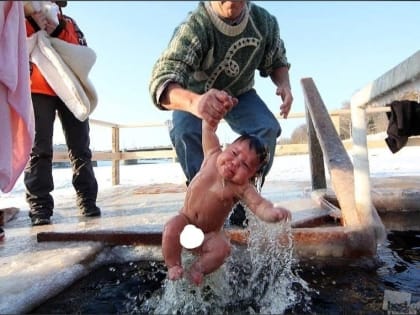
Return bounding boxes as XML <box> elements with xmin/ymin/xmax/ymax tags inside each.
<box><xmin>0</xmin><ymin>146</ymin><xmax>419</xmax><ymax>313</ymax></box>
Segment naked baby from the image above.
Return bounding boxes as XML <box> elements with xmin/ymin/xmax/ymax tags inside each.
<box><xmin>162</xmin><ymin>111</ymin><xmax>291</xmax><ymax>286</ymax></box>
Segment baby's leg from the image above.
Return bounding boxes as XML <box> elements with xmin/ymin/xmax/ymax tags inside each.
<box><xmin>189</xmin><ymin>231</ymin><xmax>231</xmax><ymax>285</ymax></box>
<box><xmin>162</xmin><ymin>213</ymin><xmax>189</xmax><ymax>280</ymax></box>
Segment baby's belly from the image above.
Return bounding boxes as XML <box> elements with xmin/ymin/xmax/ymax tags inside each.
<box><xmin>186</xmin><ymin>195</ymin><xmax>232</xmax><ymax>232</ymax></box>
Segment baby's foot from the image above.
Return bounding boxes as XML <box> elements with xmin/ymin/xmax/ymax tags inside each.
<box><xmin>188</xmin><ymin>268</ymin><xmax>204</xmax><ymax>286</ymax></box>
<box><xmin>168</xmin><ymin>265</ymin><xmax>183</xmax><ymax>280</ymax></box>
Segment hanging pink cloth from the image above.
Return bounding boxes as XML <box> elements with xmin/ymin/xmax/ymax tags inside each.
<box><xmin>0</xmin><ymin>1</ymin><xmax>34</xmax><ymax>193</ymax></box>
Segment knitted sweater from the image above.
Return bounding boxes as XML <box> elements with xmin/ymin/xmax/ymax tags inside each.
<box><xmin>149</xmin><ymin>1</ymin><xmax>290</xmax><ymax>109</ymax></box>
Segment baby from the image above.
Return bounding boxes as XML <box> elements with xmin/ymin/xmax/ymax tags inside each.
<box><xmin>162</xmin><ymin>117</ymin><xmax>291</xmax><ymax>286</ymax></box>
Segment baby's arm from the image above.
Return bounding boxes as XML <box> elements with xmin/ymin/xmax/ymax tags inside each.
<box><xmin>202</xmin><ymin>120</ymin><xmax>222</xmax><ymax>156</ymax></box>
<box><xmin>242</xmin><ymin>185</ymin><xmax>291</xmax><ymax>222</ymax></box>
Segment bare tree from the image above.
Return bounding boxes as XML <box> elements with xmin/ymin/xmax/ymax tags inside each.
<box><xmin>339</xmin><ymin>100</ymin><xmax>352</xmax><ymax>139</ymax></box>
<box><xmin>290</xmin><ymin>124</ymin><xmax>308</xmax><ymax>144</ymax></box>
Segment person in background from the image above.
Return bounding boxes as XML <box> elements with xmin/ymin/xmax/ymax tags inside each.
<box><xmin>149</xmin><ymin>1</ymin><xmax>293</xmax><ymax>227</ymax></box>
<box><xmin>24</xmin><ymin>0</ymin><xmax>100</xmax><ymax>226</ymax></box>
<box><xmin>162</xmin><ymin>115</ymin><xmax>291</xmax><ymax>286</ymax></box>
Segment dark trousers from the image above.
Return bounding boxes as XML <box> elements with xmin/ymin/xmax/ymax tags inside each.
<box><xmin>24</xmin><ymin>94</ymin><xmax>98</xmax><ymax>218</ymax></box>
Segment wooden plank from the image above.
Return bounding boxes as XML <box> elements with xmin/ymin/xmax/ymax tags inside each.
<box><xmin>37</xmin><ymin>230</ymin><xmax>162</xmax><ymax>245</ymax></box>
<box><xmin>306</xmin><ymin>105</ymin><xmax>326</xmax><ymax>190</ymax></box>
<box><xmin>120</xmin><ymin>150</ymin><xmax>176</xmax><ymax>160</ymax></box>
<box><xmin>112</xmin><ymin>127</ymin><xmax>120</xmax><ymax>186</ymax></box>
<box><xmin>0</xmin><ymin>207</ymin><xmax>19</xmax><ymax>225</ymax></box>
<box><xmin>291</xmin><ymin>227</ymin><xmax>377</xmax><ymax>257</ymax></box>
<box><xmin>53</xmin><ymin>138</ymin><xmax>420</xmax><ymax>162</ymax></box>
<box><xmin>36</xmin><ymin>226</ymin><xmax>377</xmax><ymax>258</ymax></box>
<box><xmin>301</xmin><ymin>77</ymin><xmax>359</xmax><ymax>227</ymax></box>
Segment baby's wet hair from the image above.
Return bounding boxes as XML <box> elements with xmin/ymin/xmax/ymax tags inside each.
<box><xmin>233</xmin><ymin>134</ymin><xmax>269</xmax><ymax>176</ymax></box>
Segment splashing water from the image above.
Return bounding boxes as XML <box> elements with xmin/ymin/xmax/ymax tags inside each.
<box><xmin>140</xmin><ymin>252</ymin><xmax>231</xmax><ymax>314</ymax></box>
<box><xmin>246</xmin><ymin>207</ymin><xmax>312</xmax><ymax>313</ymax></box>
<box><xmin>139</xmin><ymin>205</ymin><xmax>312</xmax><ymax>314</ymax></box>
<box><xmin>254</xmin><ymin>173</ymin><xmax>264</xmax><ymax>193</ymax></box>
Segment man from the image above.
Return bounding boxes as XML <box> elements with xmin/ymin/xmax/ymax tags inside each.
<box><xmin>24</xmin><ymin>0</ymin><xmax>100</xmax><ymax>226</ymax></box>
<box><xmin>149</xmin><ymin>1</ymin><xmax>293</xmax><ymax>226</ymax></box>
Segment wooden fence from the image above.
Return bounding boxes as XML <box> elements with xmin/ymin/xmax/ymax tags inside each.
<box><xmin>52</xmin><ymin>108</ymin><xmax>419</xmax><ymax>186</ymax></box>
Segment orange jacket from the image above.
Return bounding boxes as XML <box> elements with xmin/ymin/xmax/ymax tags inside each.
<box><xmin>26</xmin><ymin>13</ymin><xmax>87</xmax><ymax>96</ymax></box>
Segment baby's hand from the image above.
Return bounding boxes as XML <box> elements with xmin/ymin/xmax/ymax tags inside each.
<box><xmin>272</xmin><ymin>206</ymin><xmax>291</xmax><ymax>222</ymax></box>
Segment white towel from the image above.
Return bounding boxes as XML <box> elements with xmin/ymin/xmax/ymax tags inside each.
<box><xmin>26</xmin><ymin>30</ymin><xmax>98</xmax><ymax>121</ymax></box>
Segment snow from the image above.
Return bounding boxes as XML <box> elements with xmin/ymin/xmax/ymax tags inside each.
<box><xmin>1</xmin><ymin>146</ymin><xmax>419</xmax><ymax>210</ymax></box>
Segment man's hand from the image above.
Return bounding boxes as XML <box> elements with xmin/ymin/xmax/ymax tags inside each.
<box><xmin>30</xmin><ymin>11</ymin><xmax>48</xmax><ymax>30</ymax></box>
<box><xmin>270</xmin><ymin>67</ymin><xmax>293</xmax><ymax>119</ymax></box>
<box><xmin>276</xmin><ymin>85</ymin><xmax>293</xmax><ymax>119</ymax></box>
<box><xmin>192</xmin><ymin>89</ymin><xmax>238</xmax><ymax>127</ymax></box>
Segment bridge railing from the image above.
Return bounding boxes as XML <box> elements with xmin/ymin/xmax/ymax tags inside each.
<box><xmin>52</xmin><ymin>106</ymin><xmax>420</xmax><ymax>186</ymax></box>
<box><xmin>350</xmin><ymin>50</ymin><xmax>420</xmax><ymax>234</ymax></box>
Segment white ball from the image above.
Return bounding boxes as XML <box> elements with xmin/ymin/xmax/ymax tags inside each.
<box><xmin>180</xmin><ymin>224</ymin><xmax>204</xmax><ymax>249</ymax></box>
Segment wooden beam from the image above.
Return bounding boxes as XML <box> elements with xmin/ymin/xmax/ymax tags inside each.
<box><xmin>301</xmin><ymin>77</ymin><xmax>359</xmax><ymax>227</ymax></box>
<box><xmin>111</xmin><ymin>126</ymin><xmax>120</xmax><ymax>186</ymax></box>
<box><xmin>37</xmin><ymin>226</ymin><xmax>377</xmax><ymax>259</ymax></box>
<box><xmin>37</xmin><ymin>230</ymin><xmax>162</xmax><ymax>245</ymax></box>
<box><xmin>305</xmin><ymin>105</ymin><xmax>326</xmax><ymax>190</ymax></box>
<box><xmin>0</xmin><ymin>207</ymin><xmax>19</xmax><ymax>225</ymax></box>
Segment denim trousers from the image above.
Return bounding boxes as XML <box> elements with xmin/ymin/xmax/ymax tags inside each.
<box><xmin>24</xmin><ymin>94</ymin><xmax>98</xmax><ymax>218</ymax></box>
<box><xmin>169</xmin><ymin>89</ymin><xmax>281</xmax><ymax>185</ymax></box>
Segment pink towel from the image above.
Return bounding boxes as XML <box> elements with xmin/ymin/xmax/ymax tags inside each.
<box><xmin>0</xmin><ymin>1</ymin><xmax>34</xmax><ymax>193</ymax></box>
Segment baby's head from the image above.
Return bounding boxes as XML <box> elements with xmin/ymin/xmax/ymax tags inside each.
<box><xmin>232</xmin><ymin>134</ymin><xmax>269</xmax><ymax>179</ymax></box>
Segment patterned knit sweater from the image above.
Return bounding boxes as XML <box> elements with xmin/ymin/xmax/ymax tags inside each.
<box><xmin>149</xmin><ymin>1</ymin><xmax>290</xmax><ymax>109</ymax></box>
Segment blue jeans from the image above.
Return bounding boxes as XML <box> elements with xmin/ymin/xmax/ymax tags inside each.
<box><xmin>169</xmin><ymin>89</ymin><xmax>281</xmax><ymax>185</ymax></box>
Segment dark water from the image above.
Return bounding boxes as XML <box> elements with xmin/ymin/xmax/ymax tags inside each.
<box><xmin>31</xmin><ymin>231</ymin><xmax>419</xmax><ymax>314</ymax></box>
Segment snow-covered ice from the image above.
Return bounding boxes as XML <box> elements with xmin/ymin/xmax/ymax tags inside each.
<box><xmin>0</xmin><ymin>146</ymin><xmax>418</xmax><ymax>313</ymax></box>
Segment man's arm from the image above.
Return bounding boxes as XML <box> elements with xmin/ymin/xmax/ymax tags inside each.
<box><xmin>270</xmin><ymin>67</ymin><xmax>293</xmax><ymax>119</ymax></box>
<box><xmin>161</xmin><ymin>84</ymin><xmax>238</xmax><ymax>127</ymax></box>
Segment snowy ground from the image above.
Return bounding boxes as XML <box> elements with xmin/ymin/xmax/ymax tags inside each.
<box><xmin>1</xmin><ymin>146</ymin><xmax>419</xmax><ymax>210</ymax></box>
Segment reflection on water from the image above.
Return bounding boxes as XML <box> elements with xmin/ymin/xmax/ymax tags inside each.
<box><xmin>31</xmin><ymin>231</ymin><xmax>419</xmax><ymax>314</ymax></box>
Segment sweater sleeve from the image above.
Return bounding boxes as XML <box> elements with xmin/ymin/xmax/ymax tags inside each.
<box><xmin>257</xmin><ymin>12</ymin><xmax>290</xmax><ymax>77</ymax></box>
<box><xmin>149</xmin><ymin>21</ymin><xmax>204</xmax><ymax>110</ymax></box>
